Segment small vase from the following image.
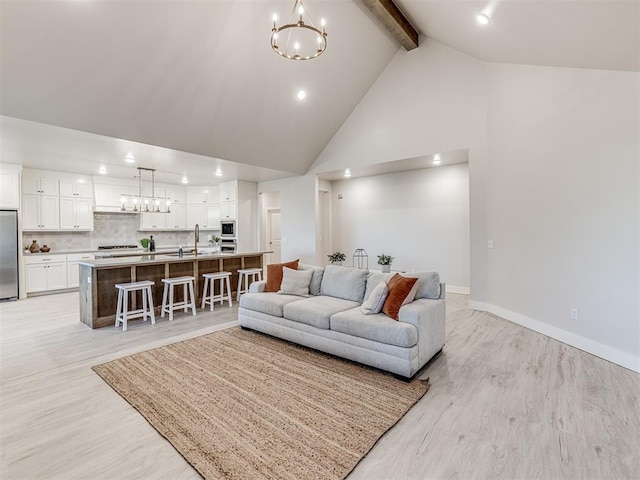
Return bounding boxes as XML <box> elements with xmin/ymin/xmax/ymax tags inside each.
<box><xmin>29</xmin><ymin>240</ymin><xmax>40</xmax><ymax>253</ymax></box>
<box><xmin>381</xmin><ymin>264</ymin><xmax>391</xmax><ymax>273</ymax></box>
<box><xmin>40</xmin><ymin>245</ymin><xmax>51</xmax><ymax>253</ymax></box>
<box><xmin>333</xmin><ymin>261</ymin><xmax>342</xmax><ymax>266</ymax></box>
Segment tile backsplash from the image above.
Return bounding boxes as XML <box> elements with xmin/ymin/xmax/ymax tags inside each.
<box><xmin>22</xmin><ymin>213</ymin><xmax>215</xmax><ymax>252</ymax></box>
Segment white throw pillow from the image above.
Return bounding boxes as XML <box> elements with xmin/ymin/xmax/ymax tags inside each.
<box><xmin>278</xmin><ymin>267</ymin><xmax>314</xmax><ymax>297</ymax></box>
<box><xmin>360</xmin><ymin>280</ymin><xmax>389</xmax><ymax>315</ymax></box>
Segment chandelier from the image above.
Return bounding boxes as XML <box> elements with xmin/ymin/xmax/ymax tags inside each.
<box><xmin>120</xmin><ymin>167</ymin><xmax>171</xmax><ymax>213</ymax></box>
<box><xmin>271</xmin><ymin>0</ymin><xmax>327</xmax><ymax>60</ymax></box>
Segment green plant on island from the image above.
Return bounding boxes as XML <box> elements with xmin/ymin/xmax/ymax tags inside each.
<box><xmin>139</xmin><ymin>238</ymin><xmax>150</xmax><ymax>249</ymax></box>
<box><xmin>327</xmin><ymin>252</ymin><xmax>347</xmax><ymax>263</ymax></box>
<box><xmin>209</xmin><ymin>235</ymin><xmax>221</xmax><ymax>245</ymax></box>
<box><xmin>377</xmin><ymin>254</ymin><xmax>394</xmax><ymax>265</ymax></box>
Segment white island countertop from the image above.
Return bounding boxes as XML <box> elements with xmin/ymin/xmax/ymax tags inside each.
<box><xmin>78</xmin><ymin>251</ymin><xmax>272</xmax><ymax>269</ymax></box>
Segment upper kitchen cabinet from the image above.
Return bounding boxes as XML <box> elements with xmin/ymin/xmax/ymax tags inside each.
<box><xmin>187</xmin><ymin>186</ymin><xmax>220</xmax><ymax>205</ymax></box>
<box><xmin>59</xmin><ymin>178</ymin><xmax>93</xmax><ymax>199</ymax></box>
<box><xmin>219</xmin><ymin>182</ymin><xmax>237</xmax><ymax>202</ymax></box>
<box><xmin>22</xmin><ymin>169</ymin><xmax>61</xmax><ymax>231</ymax></box>
<box><xmin>0</xmin><ymin>163</ymin><xmax>21</xmax><ymax>209</ymax></box>
<box><xmin>22</xmin><ymin>194</ymin><xmax>59</xmax><ymax>230</ymax></box>
<box><xmin>164</xmin><ymin>185</ymin><xmax>187</xmax><ymax>205</ymax></box>
<box><xmin>22</xmin><ymin>174</ymin><xmax>59</xmax><ymax>196</ymax></box>
<box><xmin>60</xmin><ymin>196</ymin><xmax>93</xmax><ymax>230</ymax></box>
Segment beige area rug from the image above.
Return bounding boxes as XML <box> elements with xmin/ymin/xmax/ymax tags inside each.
<box><xmin>92</xmin><ymin>327</ymin><xmax>430</xmax><ymax>480</ymax></box>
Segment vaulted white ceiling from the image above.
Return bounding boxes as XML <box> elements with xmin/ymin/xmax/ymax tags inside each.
<box><xmin>1</xmin><ymin>1</ymin><xmax>638</xmax><ymax>183</ymax></box>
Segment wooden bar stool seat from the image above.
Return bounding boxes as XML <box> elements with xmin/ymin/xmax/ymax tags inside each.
<box><xmin>114</xmin><ymin>280</ymin><xmax>155</xmax><ymax>332</ymax></box>
<box><xmin>236</xmin><ymin>268</ymin><xmax>263</xmax><ymax>301</ymax></box>
<box><xmin>201</xmin><ymin>271</ymin><xmax>233</xmax><ymax>311</ymax></box>
<box><xmin>161</xmin><ymin>276</ymin><xmax>197</xmax><ymax>321</ymax></box>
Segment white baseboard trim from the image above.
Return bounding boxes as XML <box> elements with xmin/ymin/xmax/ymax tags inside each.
<box><xmin>469</xmin><ymin>301</ymin><xmax>640</xmax><ymax>373</ymax></box>
<box><xmin>447</xmin><ymin>285</ymin><xmax>470</xmax><ymax>295</ymax></box>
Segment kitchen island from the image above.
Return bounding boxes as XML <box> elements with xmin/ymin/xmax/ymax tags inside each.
<box><xmin>78</xmin><ymin>251</ymin><xmax>270</xmax><ymax>329</ymax></box>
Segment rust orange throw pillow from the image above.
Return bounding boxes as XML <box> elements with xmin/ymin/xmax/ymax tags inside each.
<box><xmin>265</xmin><ymin>259</ymin><xmax>300</xmax><ymax>292</ymax></box>
<box><xmin>382</xmin><ymin>273</ymin><xmax>418</xmax><ymax>320</ymax></box>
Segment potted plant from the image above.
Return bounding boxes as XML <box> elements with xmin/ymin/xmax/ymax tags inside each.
<box><xmin>139</xmin><ymin>237</ymin><xmax>150</xmax><ymax>252</ymax></box>
<box><xmin>327</xmin><ymin>251</ymin><xmax>346</xmax><ymax>266</ymax></box>
<box><xmin>209</xmin><ymin>235</ymin><xmax>221</xmax><ymax>252</ymax></box>
<box><xmin>377</xmin><ymin>254</ymin><xmax>394</xmax><ymax>273</ymax></box>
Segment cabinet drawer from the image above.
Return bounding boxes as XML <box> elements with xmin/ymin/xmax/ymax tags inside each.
<box><xmin>67</xmin><ymin>253</ymin><xmax>95</xmax><ymax>262</ymax></box>
<box><xmin>24</xmin><ymin>254</ymin><xmax>67</xmax><ymax>265</ymax></box>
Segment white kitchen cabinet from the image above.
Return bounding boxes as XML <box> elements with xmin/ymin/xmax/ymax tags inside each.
<box><xmin>67</xmin><ymin>253</ymin><xmax>95</xmax><ymax>288</ymax></box>
<box><xmin>140</xmin><ymin>212</ymin><xmax>166</xmax><ymax>230</ymax></box>
<box><xmin>22</xmin><ymin>175</ymin><xmax>59</xmax><ymax>196</ymax></box>
<box><xmin>165</xmin><ymin>204</ymin><xmax>187</xmax><ymax>229</ymax></box>
<box><xmin>22</xmin><ymin>194</ymin><xmax>60</xmax><ymax>230</ymax></box>
<box><xmin>60</xmin><ymin>179</ymin><xmax>93</xmax><ymax>199</ymax></box>
<box><xmin>0</xmin><ymin>167</ymin><xmax>21</xmax><ymax>209</ymax></box>
<box><xmin>187</xmin><ymin>186</ymin><xmax>219</xmax><ymax>205</ymax></box>
<box><xmin>187</xmin><ymin>204</ymin><xmax>220</xmax><ymax>229</ymax></box>
<box><xmin>164</xmin><ymin>186</ymin><xmax>187</xmax><ymax>205</ymax></box>
<box><xmin>25</xmin><ymin>255</ymin><xmax>68</xmax><ymax>293</ymax></box>
<box><xmin>219</xmin><ymin>182</ymin><xmax>237</xmax><ymax>202</ymax></box>
<box><xmin>220</xmin><ymin>201</ymin><xmax>236</xmax><ymax>220</ymax></box>
<box><xmin>60</xmin><ymin>197</ymin><xmax>93</xmax><ymax>230</ymax></box>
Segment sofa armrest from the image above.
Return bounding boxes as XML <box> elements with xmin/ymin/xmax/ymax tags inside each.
<box><xmin>398</xmin><ymin>298</ymin><xmax>446</xmax><ymax>365</ymax></box>
<box><xmin>249</xmin><ymin>280</ymin><xmax>266</xmax><ymax>293</ymax></box>
<box><xmin>439</xmin><ymin>283</ymin><xmax>446</xmax><ymax>299</ymax></box>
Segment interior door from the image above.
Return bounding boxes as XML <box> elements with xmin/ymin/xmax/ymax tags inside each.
<box><xmin>267</xmin><ymin>209</ymin><xmax>281</xmax><ymax>264</ymax></box>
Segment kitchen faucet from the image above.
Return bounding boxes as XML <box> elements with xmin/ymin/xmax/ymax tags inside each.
<box><xmin>194</xmin><ymin>224</ymin><xmax>199</xmax><ymax>256</ymax></box>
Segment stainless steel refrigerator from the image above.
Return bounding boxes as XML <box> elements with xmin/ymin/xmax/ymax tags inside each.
<box><xmin>0</xmin><ymin>211</ymin><xmax>19</xmax><ymax>301</ymax></box>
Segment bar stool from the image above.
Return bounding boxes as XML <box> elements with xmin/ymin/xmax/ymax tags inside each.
<box><xmin>201</xmin><ymin>272</ymin><xmax>233</xmax><ymax>311</ymax></box>
<box><xmin>236</xmin><ymin>268</ymin><xmax>263</xmax><ymax>301</ymax></box>
<box><xmin>114</xmin><ymin>280</ymin><xmax>155</xmax><ymax>332</ymax></box>
<box><xmin>161</xmin><ymin>276</ymin><xmax>197</xmax><ymax>321</ymax></box>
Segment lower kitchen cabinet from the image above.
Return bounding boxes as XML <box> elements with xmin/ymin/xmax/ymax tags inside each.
<box><xmin>67</xmin><ymin>253</ymin><xmax>95</xmax><ymax>288</ymax></box>
<box><xmin>25</xmin><ymin>255</ymin><xmax>68</xmax><ymax>293</ymax></box>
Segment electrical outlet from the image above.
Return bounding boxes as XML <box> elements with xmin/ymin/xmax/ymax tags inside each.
<box><xmin>571</xmin><ymin>308</ymin><xmax>578</xmax><ymax>320</ymax></box>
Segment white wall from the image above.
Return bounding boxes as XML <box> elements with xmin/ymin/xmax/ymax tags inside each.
<box><xmin>311</xmin><ymin>37</ymin><xmax>489</xmax><ymax>300</ymax></box>
<box><xmin>483</xmin><ymin>63</ymin><xmax>639</xmax><ymax>369</ymax></box>
<box><xmin>257</xmin><ymin>175</ymin><xmax>317</xmax><ymax>265</ymax></box>
<box><xmin>331</xmin><ymin>163</ymin><xmax>469</xmax><ymax>291</ymax></box>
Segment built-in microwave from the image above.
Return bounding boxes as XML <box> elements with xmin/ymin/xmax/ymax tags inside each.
<box><xmin>221</xmin><ymin>221</ymin><xmax>235</xmax><ymax>237</ymax></box>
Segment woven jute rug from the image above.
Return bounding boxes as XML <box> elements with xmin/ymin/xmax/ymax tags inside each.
<box><xmin>93</xmin><ymin>327</ymin><xmax>430</xmax><ymax>480</ymax></box>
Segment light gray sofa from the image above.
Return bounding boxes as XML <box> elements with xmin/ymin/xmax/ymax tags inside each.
<box><xmin>238</xmin><ymin>264</ymin><xmax>446</xmax><ymax>379</ymax></box>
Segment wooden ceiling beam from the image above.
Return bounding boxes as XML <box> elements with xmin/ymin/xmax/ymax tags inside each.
<box><xmin>359</xmin><ymin>0</ymin><xmax>419</xmax><ymax>51</ymax></box>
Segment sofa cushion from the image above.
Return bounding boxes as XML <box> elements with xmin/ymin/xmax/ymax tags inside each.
<box><xmin>298</xmin><ymin>263</ymin><xmax>325</xmax><ymax>296</ymax></box>
<box><xmin>283</xmin><ymin>295</ymin><xmax>360</xmax><ymax>330</ymax></box>
<box><xmin>239</xmin><ymin>292</ymin><xmax>304</xmax><ymax>317</ymax></box>
<box><xmin>382</xmin><ymin>274</ymin><xmax>419</xmax><ymax>320</ymax></box>
<box><xmin>320</xmin><ymin>265</ymin><xmax>369</xmax><ymax>303</ymax></box>
<box><xmin>360</xmin><ymin>279</ymin><xmax>388</xmax><ymax>315</ymax></box>
<box><xmin>278</xmin><ymin>267</ymin><xmax>314</xmax><ymax>297</ymax></box>
<box><xmin>364</xmin><ymin>271</ymin><xmax>393</xmax><ymax>301</ymax></box>
<box><xmin>330</xmin><ymin>308</ymin><xmax>418</xmax><ymax>348</ymax></box>
<box><xmin>414</xmin><ymin>271</ymin><xmax>441</xmax><ymax>299</ymax></box>
<box><xmin>265</xmin><ymin>259</ymin><xmax>299</xmax><ymax>292</ymax></box>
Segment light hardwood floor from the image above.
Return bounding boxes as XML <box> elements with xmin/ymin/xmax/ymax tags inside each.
<box><xmin>1</xmin><ymin>292</ymin><xmax>638</xmax><ymax>479</ymax></box>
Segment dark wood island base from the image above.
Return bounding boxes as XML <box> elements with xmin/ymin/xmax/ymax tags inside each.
<box><xmin>79</xmin><ymin>252</ymin><xmax>268</xmax><ymax>329</ymax></box>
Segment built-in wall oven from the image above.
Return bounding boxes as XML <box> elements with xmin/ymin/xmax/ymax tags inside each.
<box><xmin>221</xmin><ymin>221</ymin><xmax>235</xmax><ymax>238</ymax></box>
<box><xmin>220</xmin><ymin>238</ymin><xmax>236</xmax><ymax>253</ymax></box>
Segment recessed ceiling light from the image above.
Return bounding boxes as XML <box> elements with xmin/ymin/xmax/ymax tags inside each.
<box><xmin>297</xmin><ymin>90</ymin><xmax>307</xmax><ymax>100</ymax></box>
<box><xmin>433</xmin><ymin>154</ymin><xmax>442</xmax><ymax>165</ymax></box>
<box><xmin>181</xmin><ymin>176</ymin><xmax>188</xmax><ymax>184</ymax></box>
<box><xmin>98</xmin><ymin>166</ymin><xmax>107</xmax><ymax>174</ymax></box>
<box><xmin>125</xmin><ymin>153</ymin><xmax>135</xmax><ymax>163</ymax></box>
<box><xmin>215</xmin><ymin>169</ymin><xmax>223</xmax><ymax>177</ymax></box>
<box><xmin>476</xmin><ymin>12</ymin><xmax>491</xmax><ymax>25</ymax></box>
<box><xmin>344</xmin><ymin>168</ymin><xmax>351</xmax><ymax>178</ymax></box>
